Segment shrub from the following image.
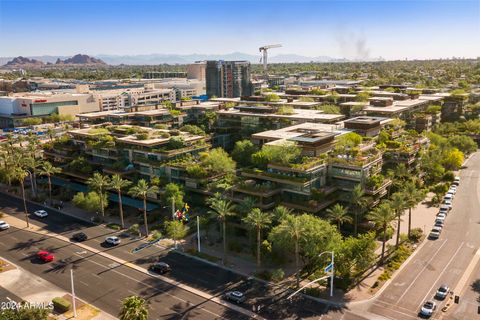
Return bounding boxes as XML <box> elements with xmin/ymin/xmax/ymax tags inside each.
<box><xmin>106</xmin><ymin>223</ymin><xmax>121</xmax><ymax>230</ymax></box>
<box><xmin>409</xmin><ymin>228</ymin><xmax>423</xmax><ymax>243</ymax></box>
<box><xmin>136</xmin><ymin>133</ymin><xmax>149</xmax><ymax>140</ymax></box>
<box><xmin>443</xmin><ymin>171</ymin><xmax>455</xmax><ymax>182</ymax></box>
<box><xmin>271</xmin><ymin>268</ymin><xmax>285</xmax><ymax>282</ymax></box>
<box><xmin>52</xmin><ymin>297</ymin><xmax>71</xmax><ymax>313</ymax></box>
<box><xmin>149</xmin><ymin>230</ymin><xmax>162</xmax><ymax>241</ymax></box>
<box><xmin>170</xmin><ymin>129</ymin><xmax>180</xmax><ymax>136</ymax></box>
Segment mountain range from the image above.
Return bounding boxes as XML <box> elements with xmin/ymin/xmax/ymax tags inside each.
<box><xmin>0</xmin><ymin>52</ymin><xmax>363</xmax><ymax>67</ymax></box>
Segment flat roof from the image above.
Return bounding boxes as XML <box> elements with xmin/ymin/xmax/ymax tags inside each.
<box><xmin>218</xmin><ymin>108</ymin><xmax>344</xmax><ymax>121</ymax></box>
<box><xmin>252</xmin><ymin>122</ymin><xmax>347</xmax><ymax>141</ymax></box>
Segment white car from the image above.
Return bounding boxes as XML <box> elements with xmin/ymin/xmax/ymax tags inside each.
<box><xmin>33</xmin><ymin>210</ymin><xmax>48</xmax><ymax>218</ymax></box>
<box><xmin>436</xmin><ymin>213</ymin><xmax>447</xmax><ymax>220</ymax></box>
<box><xmin>0</xmin><ymin>221</ymin><xmax>10</xmax><ymax>230</ymax></box>
<box><xmin>439</xmin><ymin>204</ymin><xmax>450</xmax><ymax>215</ymax></box>
<box><xmin>435</xmin><ymin>284</ymin><xmax>450</xmax><ymax>300</ymax></box>
<box><xmin>443</xmin><ymin>199</ymin><xmax>452</xmax><ymax>209</ymax></box>
<box><xmin>429</xmin><ymin>226</ymin><xmax>442</xmax><ymax>239</ymax></box>
<box><xmin>443</xmin><ymin>193</ymin><xmax>453</xmax><ymax>201</ymax></box>
<box><xmin>420</xmin><ymin>300</ymin><xmax>436</xmax><ymax>317</ymax></box>
<box><xmin>105</xmin><ymin>236</ymin><xmax>120</xmax><ymax>246</ymax></box>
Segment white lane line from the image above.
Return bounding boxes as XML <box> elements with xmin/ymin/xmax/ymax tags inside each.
<box><xmin>416</xmin><ymin>241</ymin><xmax>465</xmax><ymax>310</ymax></box>
<box><xmin>371</xmin><ymin>303</ymin><xmax>419</xmax><ymax>320</ymax></box>
<box><xmin>397</xmin><ymin>239</ymin><xmax>449</xmax><ymax>303</ymax></box>
<box><xmin>79</xmin><ymin>280</ymin><xmax>89</xmax><ymax>287</ymax></box>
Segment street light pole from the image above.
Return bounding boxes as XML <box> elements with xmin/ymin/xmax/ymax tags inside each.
<box><xmin>197</xmin><ymin>216</ymin><xmax>201</xmax><ymax>252</ymax></box>
<box><xmin>330</xmin><ymin>251</ymin><xmax>334</xmax><ymax>298</ymax></box>
<box><xmin>70</xmin><ymin>269</ymin><xmax>77</xmax><ymax>318</ymax></box>
<box><xmin>171</xmin><ymin>197</ymin><xmax>175</xmax><ymax>220</ymax></box>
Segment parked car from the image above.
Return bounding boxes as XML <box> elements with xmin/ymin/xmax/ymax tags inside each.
<box><xmin>36</xmin><ymin>251</ymin><xmax>54</xmax><ymax>262</ymax></box>
<box><xmin>105</xmin><ymin>236</ymin><xmax>120</xmax><ymax>246</ymax></box>
<box><xmin>33</xmin><ymin>210</ymin><xmax>48</xmax><ymax>218</ymax></box>
<box><xmin>439</xmin><ymin>204</ymin><xmax>450</xmax><ymax>215</ymax></box>
<box><xmin>443</xmin><ymin>199</ymin><xmax>452</xmax><ymax>209</ymax></box>
<box><xmin>429</xmin><ymin>227</ymin><xmax>442</xmax><ymax>239</ymax></box>
<box><xmin>436</xmin><ymin>213</ymin><xmax>447</xmax><ymax>220</ymax></box>
<box><xmin>443</xmin><ymin>193</ymin><xmax>453</xmax><ymax>201</ymax></box>
<box><xmin>420</xmin><ymin>300</ymin><xmax>436</xmax><ymax>317</ymax></box>
<box><xmin>435</xmin><ymin>284</ymin><xmax>450</xmax><ymax>300</ymax></box>
<box><xmin>0</xmin><ymin>221</ymin><xmax>10</xmax><ymax>230</ymax></box>
<box><xmin>434</xmin><ymin>220</ymin><xmax>444</xmax><ymax>229</ymax></box>
<box><xmin>71</xmin><ymin>232</ymin><xmax>88</xmax><ymax>242</ymax></box>
<box><xmin>223</xmin><ymin>291</ymin><xmax>246</xmax><ymax>304</ymax></box>
<box><xmin>453</xmin><ymin>176</ymin><xmax>460</xmax><ymax>185</ymax></box>
<box><xmin>149</xmin><ymin>262</ymin><xmax>171</xmax><ymax>274</ymax></box>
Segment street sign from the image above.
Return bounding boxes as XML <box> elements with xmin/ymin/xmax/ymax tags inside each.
<box><xmin>324</xmin><ymin>262</ymin><xmax>333</xmax><ymax>273</ymax></box>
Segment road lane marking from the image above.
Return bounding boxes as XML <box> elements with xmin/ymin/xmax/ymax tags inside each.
<box><xmin>371</xmin><ymin>302</ymin><xmax>419</xmax><ymax>320</ymax></box>
<box><xmin>375</xmin><ymin>299</ymin><xmax>417</xmax><ymax>313</ymax></box>
<box><xmin>452</xmin><ymin>248</ymin><xmax>480</xmax><ymax>296</ymax></box>
<box><xmin>416</xmin><ymin>242</ymin><xmax>465</xmax><ymax>310</ymax></box>
<box><xmin>397</xmin><ymin>239</ymin><xmax>449</xmax><ymax>303</ymax></box>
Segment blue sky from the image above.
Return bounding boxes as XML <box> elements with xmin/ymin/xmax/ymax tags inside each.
<box><xmin>0</xmin><ymin>0</ymin><xmax>479</xmax><ymax>60</ymax></box>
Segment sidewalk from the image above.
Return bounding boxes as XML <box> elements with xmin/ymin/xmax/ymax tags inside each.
<box><xmin>0</xmin><ymin>257</ymin><xmax>116</xmax><ymax>320</ymax></box>
<box><xmin>2</xmin><ymin>213</ymin><xmax>266</xmax><ymax>320</ymax></box>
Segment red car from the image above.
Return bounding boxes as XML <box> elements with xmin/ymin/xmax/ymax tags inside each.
<box><xmin>36</xmin><ymin>251</ymin><xmax>54</xmax><ymax>262</ymax></box>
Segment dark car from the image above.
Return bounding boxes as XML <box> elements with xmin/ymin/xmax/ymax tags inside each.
<box><xmin>149</xmin><ymin>262</ymin><xmax>171</xmax><ymax>274</ymax></box>
<box><xmin>71</xmin><ymin>232</ymin><xmax>88</xmax><ymax>242</ymax></box>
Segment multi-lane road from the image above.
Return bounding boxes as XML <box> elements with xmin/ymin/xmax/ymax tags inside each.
<box><xmin>0</xmin><ymin>192</ymin><xmax>331</xmax><ymax>319</ymax></box>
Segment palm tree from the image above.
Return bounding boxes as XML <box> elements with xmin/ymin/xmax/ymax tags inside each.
<box><xmin>207</xmin><ymin>193</ymin><xmax>236</xmax><ymax>265</ymax></box>
<box><xmin>326</xmin><ymin>203</ymin><xmax>352</xmax><ymax>231</ymax></box>
<box><xmin>277</xmin><ymin>214</ymin><xmax>305</xmax><ymax>288</ymax></box>
<box><xmin>350</xmin><ymin>184</ymin><xmax>366</xmax><ymax>236</ymax></box>
<box><xmin>13</xmin><ymin>167</ymin><xmax>29</xmax><ymax>227</ymax></box>
<box><xmin>110</xmin><ymin>175</ymin><xmax>131</xmax><ymax>229</ymax></box>
<box><xmin>389</xmin><ymin>192</ymin><xmax>406</xmax><ymax>247</ymax></box>
<box><xmin>129</xmin><ymin>179</ymin><xmax>158</xmax><ymax>236</ymax></box>
<box><xmin>237</xmin><ymin>196</ymin><xmax>257</xmax><ymax>216</ymax></box>
<box><xmin>119</xmin><ymin>295</ymin><xmax>148</xmax><ymax>320</ymax></box>
<box><xmin>242</xmin><ymin>208</ymin><xmax>272</xmax><ymax>268</ymax></box>
<box><xmin>403</xmin><ymin>182</ymin><xmax>423</xmax><ymax>238</ymax></box>
<box><xmin>87</xmin><ymin>173</ymin><xmax>111</xmax><ymax>219</ymax></box>
<box><xmin>271</xmin><ymin>205</ymin><xmax>292</xmax><ymax>224</ymax></box>
<box><xmin>367</xmin><ymin>202</ymin><xmax>395</xmax><ymax>264</ymax></box>
<box><xmin>39</xmin><ymin>162</ymin><xmax>62</xmax><ymax>206</ymax></box>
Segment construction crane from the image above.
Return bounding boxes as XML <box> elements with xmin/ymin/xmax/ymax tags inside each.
<box><xmin>259</xmin><ymin>44</ymin><xmax>282</xmax><ymax>74</ymax></box>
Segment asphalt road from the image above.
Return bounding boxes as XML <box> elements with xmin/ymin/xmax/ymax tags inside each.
<box><xmin>0</xmin><ymin>191</ymin><xmax>336</xmax><ymax>319</ymax></box>
<box><xmin>358</xmin><ymin>152</ymin><xmax>480</xmax><ymax>320</ymax></box>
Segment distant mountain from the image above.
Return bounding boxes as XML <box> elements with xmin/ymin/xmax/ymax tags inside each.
<box><xmin>0</xmin><ymin>52</ymin><xmax>378</xmax><ymax>67</ymax></box>
<box><xmin>2</xmin><ymin>56</ymin><xmax>45</xmax><ymax>68</ymax></box>
<box><xmin>56</xmin><ymin>54</ymin><xmax>107</xmax><ymax>65</ymax></box>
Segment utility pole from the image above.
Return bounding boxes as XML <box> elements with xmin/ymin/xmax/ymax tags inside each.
<box><xmin>330</xmin><ymin>251</ymin><xmax>334</xmax><ymax>297</ymax></box>
<box><xmin>70</xmin><ymin>269</ymin><xmax>77</xmax><ymax>318</ymax></box>
<box><xmin>171</xmin><ymin>197</ymin><xmax>175</xmax><ymax>220</ymax></box>
<box><xmin>197</xmin><ymin>216</ymin><xmax>201</xmax><ymax>252</ymax></box>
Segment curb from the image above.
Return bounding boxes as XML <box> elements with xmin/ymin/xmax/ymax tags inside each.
<box><xmin>3</xmin><ymin>214</ymin><xmax>265</xmax><ymax>320</ymax></box>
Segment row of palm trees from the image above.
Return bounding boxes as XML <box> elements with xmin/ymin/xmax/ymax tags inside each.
<box><xmin>86</xmin><ymin>172</ymin><xmax>159</xmax><ymax>235</ymax></box>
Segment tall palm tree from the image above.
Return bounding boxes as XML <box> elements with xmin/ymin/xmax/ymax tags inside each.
<box><xmin>326</xmin><ymin>203</ymin><xmax>352</xmax><ymax>231</ymax></box>
<box><xmin>350</xmin><ymin>184</ymin><xmax>366</xmax><ymax>236</ymax></box>
<box><xmin>367</xmin><ymin>202</ymin><xmax>395</xmax><ymax>264</ymax></box>
<box><xmin>87</xmin><ymin>173</ymin><xmax>111</xmax><ymax>219</ymax></box>
<box><xmin>207</xmin><ymin>193</ymin><xmax>236</xmax><ymax>265</ymax></box>
<box><xmin>389</xmin><ymin>192</ymin><xmax>406</xmax><ymax>247</ymax></box>
<box><xmin>242</xmin><ymin>208</ymin><xmax>272</xmax><ymax>268</ymax></box>
<box><xmin>119</xmin><ymin>295</ymin><xmax>148</xmax><ymax>320</ymax></box>
<box><xmin>13</xmin><ymin>167</ymin><xmax>30</xmax><ymax>227</ymax></box>
<box><xmin>403</xmin><ymin>182</ymin><xmax>422</xmax><ymax>238</ymax></box>
<box><xmin>110</xmin><ymin>175</ymin><xmax>131</xmax><ymax>229</ymax></box>
<box><xmin>277</xmin><ymin>214</ymin><xmax>305</xmax><ymax>288</ymax></box>
<box><xmin>129</xmin><ymin>179</ymin><xmax>158</xmax><ymax>236</ymax></box>
<box><xmin>237</xmin><ymin>196</ymin><xmax>257</xmax><ymax>216</ymax></box>
<box><xmin>271</xmin><ymin>205</ymin><xmax>292</xmax><ymax>224</ymax></box>
<box><xmin>39</xmin><ymin>161</ymin><xmax>62</xmax><ymax>206</ymax></box>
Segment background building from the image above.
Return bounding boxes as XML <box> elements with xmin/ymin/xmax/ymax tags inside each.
<box><xmin>206</xmin><ymin>60</ymin><xmax>253</xmax><ymax>98</ymax></box>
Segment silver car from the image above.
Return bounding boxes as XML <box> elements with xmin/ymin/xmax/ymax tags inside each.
<box><xmin>224</xmin><ymin>291</ymin><xmax>246</xmax><ymax>304</ymax></box>
<box><xmin>420</xmin><ymin>300</ymin><xmax>436</xmax><ymax>317</ymax></box>
<box><xmin>0</xmin><ymin>221</ymin><xmax>10</xmax><ymax>230</ymax></box>
<box><xmin>435</xmin><ymin>284</ymin><xmax>450</xmax><ymax>300</ymax></box>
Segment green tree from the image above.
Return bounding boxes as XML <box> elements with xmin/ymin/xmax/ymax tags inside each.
<box><xmin>242</xmin><ymin>208</ymin><xmax>272</xmax><ymax>268</ymax></box>
<box><xmin>403</xmin><ymin>182</ymin><xmax>424</xmax><ymax>239</ymax></box>
<box><xmin>39</xmin><ymin>161</ymin><xmax>62</xmax><ymax>206</ymax></box>
<box><xmin>350</xmin><ymin>184</ymin><xmax>367</xmax><ymax>236</ymax></box>
<box><xmin>165</xmin><ymin>220</ymin><xmax>188</xmax><ymax>249</ymax></box>
<box><xmin>269</xmin><ymin>214</ymin><xmax>305</xmax><ymax>287</ymax></box>
<box><xmin>449</xmin><ymin>135</ymin><xmax>477</xmax><ymax>155</ymax></box>
<box><xmin>119</xmin><ymin>295</ymin><xmax>148</xmax><ymax>320</ymax></box>
<box><xmin>367</xmin><ymin>202</ymin><xmax>395</xmax><ymax>263</ymax></box>
<box><xmin>326</xmin><ymin>203</ymin><xmax>352</xmax><ymax>231</ymax></box>
<box><xmin>271</xmin><ymin>205</ymin><xmax>292</xmax><ymax>224</ymax></box>
<box><xmin>0</xmin><ymin>303</ymin><xmax>49</xmax><ymax>320</ymax></box>
<box><xmin>237</xmin><ymin>196</ymin><xmax>257</xmax><ymax>216</ymax></box>
<box><xmin>200</xmin><ymin>148</ymin><xmax>236</xmax><ymax>175</ymax></box>
<box><xmin>72</xmin><ymin>191</ymin><xmax>108</xmax><ymax>213</ymax></box>
<box><xmin>110</xmin><ymin>175</ymin><xmax>132</xmax><ymax>229</ymax></box>
<box><xmin>442</xmin><ymin>148</ymin><xmax>464</xmax><ymax>170</ymax></box>
<box><xmin>207</xmin><ymin>193</ymin><xmax>236</xmax><ymax>265</ymax></box>
<box><xmin>389</xmin><ymin>192</ymin><xmax>406</xmax><ymax>247</ymax></box>
<box><xmin>13</xmin><ymin>167</ymin><xmax>29</xmax><ymax>227</ymax></box>
<box><xmin>335</xmin><ymin>232</ymin><xmax>376</xmax><ymax>281</ymax></box>
<box><xmin>87</xmin><ymin>173</ymin><xmax>110</xmax><ymax>219</ymax></box>
<box><xmin>231</xmin><ymin>139</ymin><xmax>258</xmax><ymax>166</ymax></box>
<box><xmin>129</xmin><ymin>179</ymin><xmax>159</xmax><ymax>236</ymax></box>
<box><xmin>164</xmin><ymin>183</ymin><xmax>185</xmax><ymax>210</ymax></box>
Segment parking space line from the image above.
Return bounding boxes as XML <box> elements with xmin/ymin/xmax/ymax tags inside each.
<box><xmin>397</xmin><ymin>239</ymin><xmax>449</xmax><ymax>303</ymax></box>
